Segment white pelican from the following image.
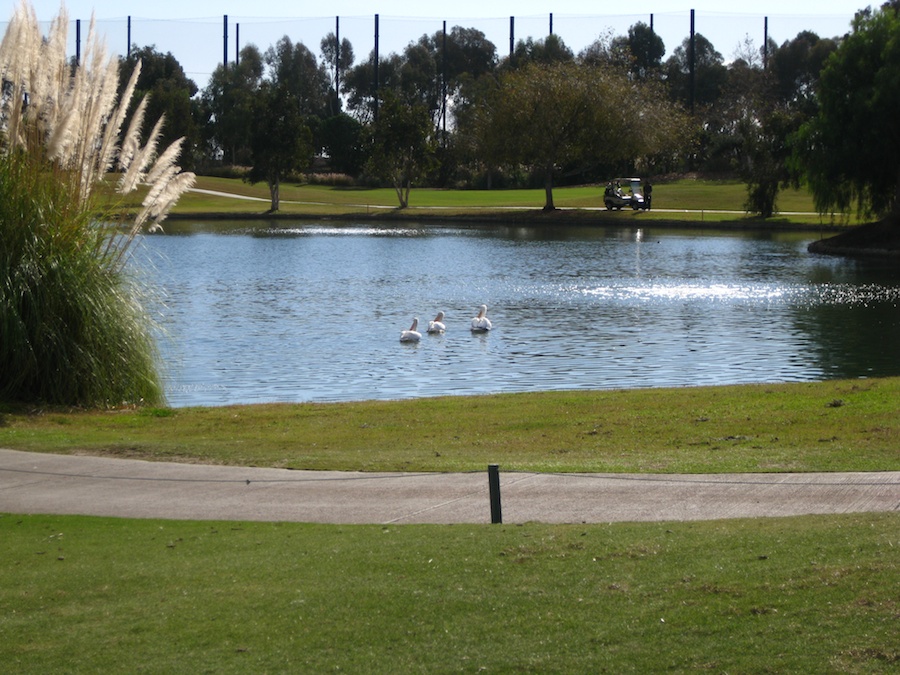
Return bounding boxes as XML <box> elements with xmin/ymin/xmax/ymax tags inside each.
<box><xmin>400</xmin><ymin>317</ymin><xmax>422</xmax><ymax>343</ymax></box>
<box><xmin>470</xmin><ymin>304</ymin><xmax>492</xmax><ymax>332</ymax></box>
<box><xmin>427</xmin><ymin>311</ymin><xmax>446</xmax><ymax>334</ymax></box>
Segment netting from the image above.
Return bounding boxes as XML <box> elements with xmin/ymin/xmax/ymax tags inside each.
<box><xmin>11</xmin><ymin>11</ymin><xmax>858</xmax><ymax>88</ymax></box>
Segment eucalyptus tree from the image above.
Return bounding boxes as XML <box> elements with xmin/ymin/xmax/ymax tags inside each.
<box><xmin>320</xmin><ymin>31</ymin><xmax>354</xmax><ymax>115</ymax></box>
<box><xmin>626</xmin><ymin>22</ymin><xmax>666</xmax><ymax>80</ymax></box>
<box><xmin>663</xmin><ymin>33</ymin><xmax>729</xmax><ymax>171</ymax></box>
<box><xmin>200</xmin><ymin>44</ymin><xmax>264</xmax><ymax>166</ymax></box>
<box><xmin>476</xmin><ymin>62</ymin><xmax>685</xmax><ymax>210</ymax></box>
<box><xmin>665</xmin><ymin>32</ymin><xmax>728</xmax><ymax>109</ymax></box>
<box><xmin>118</xmin><ymin>45</ymin><xmax>199</xmax><ymax>167</ymax></box>
<box><xmin>398</xmin><ymin>37</ymin><xmax>442</xmax><ymax>129</ymax></box>
<box><xmin>246</xmin><ymin>81</ymin><xmax>314</xmax><ymax>212</ymax></box>
<box><xmin>367</xmin><ymin>90</ymin><xmax>436</xmax><ymax>208</ymax></box>
<box><xmin>507</xmin><ymin>33</ymin><xmax>574</xmax><ymax>68</ymax></box>
<box><xmin>580</xmin><ymin>22</ymin><xmax>665</xmax><ymax>80</ymax></box>
<box><xmin>266</xmin><ymin>36</ymin><xmax>331</xmax><ymax>120</ymax></box>
<box><xmin>237</xmin><ymin>37</ymin><xmax>328</xmax><ymax>209</ymax></box>
<box><xmin>343</xmin><ymin>51</ymin><xmax>403</xmax><ymax>124</ymax></box>
<box><xmin>578</xmin><ymin>29</ymin><xmax>633</xmax><ymax>70</ymax></box>
<box><xmin>770</xmin><ymin>31</ymin><xmax>838</xmax><ymax>114</ymax></box>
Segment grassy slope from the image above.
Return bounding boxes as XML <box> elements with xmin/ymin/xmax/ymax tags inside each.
<box><xmin>2</xmin><ymin>512</ymin><xmax>896</xmax><ymax>673</ymax></box>
<box><xmin>2</xmin><ymin>378</ymin><xmax>898</xmax><ymax>473</ymax></box>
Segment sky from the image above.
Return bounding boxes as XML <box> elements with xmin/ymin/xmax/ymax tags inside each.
<box><xmin>8</xmin><ymin>1</ymin><xmax>871</xmax><ymax>87</ymax></box>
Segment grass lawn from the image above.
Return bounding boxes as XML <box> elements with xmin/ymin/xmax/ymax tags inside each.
<box><xmin>3</xmin><ymin>380</ymin><xmax>897</xmax><ymax>672</ymax></box>
<box><xmin>2</xmin><ymin>511</ymin><xmax>896</xmax><ymax>672</ymax></box>
<box><xmin>160</xmin><ymin>176</ymin><xmax>860</xmax><ymax>228</ymax></box>
<box><xmin>2</xmin><ymin>378</ymin><xmax>898</xmax><ymax>473</ymax></box>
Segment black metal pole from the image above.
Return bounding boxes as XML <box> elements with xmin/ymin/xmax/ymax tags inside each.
<box><xmin>509</xmin><ymin>16</ymin><xmax>514</xmax><ymax>57</ymax></box>
<box><xmin>549</xmin><ymin>12</ymin><xmax>553</xmax><ymax>36</ymax></box>
<box><xmin>763</xmin><ymin>17</ymin><xmax>768</xmax><ymax>70</ymax></box>
<box><xmin>488</xmin><ymin>464</ymin><xmax>502</xmax><ymax>524</ymax></box>
<box><xmin>127</xmin><ymin>16</ymin><xmax>131</xmax><ymax>58</ymax></box>
<box><xmin>235</xmin><ymin>23</ymin><xmax>240</xmax><ymax>67</ymax></box>
<box><xmin>75</xmin><ymin>19</ymin><xmax>80</xmax><ymax>66</ymax></box>
<box><xmin>223</xmin><ymin>15</ymin><xmax>228</xmax><ymax>72</ymax></box>
<box><xmin>373</xmin><ymin>14</ymin><xmax>379</xmax><ymax>122</ymax></box>
<box><xmin>335</xmin><ymin>16</ymin><xmax>341</xmax><ymax>95</ymax></box>
<box><xmin>689</xmin><ymin>9</ymin><xmax>695</xmax><ymax>115</ymax></box>
<box><xmin>442</xmin><ymin>21</ymin><xmax>447</xmax><ymax>144</ymax></box>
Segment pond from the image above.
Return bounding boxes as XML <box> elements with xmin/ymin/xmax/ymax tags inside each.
<box><xmin>133</xmin><ymin>221</ymin><xmax>900</xmax><ymax>407</ymax></box>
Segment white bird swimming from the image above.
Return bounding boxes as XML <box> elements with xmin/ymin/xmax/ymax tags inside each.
<box><xmin>400</xmin><ymin>317</ymin><xmax>422</xmax><ymax>343</ymax></box>
<box><xmin>427</xmin><ymin>311</ymin><xmax>446</xmax><ymax>334</ymax></box>
<box><xmin>470</xmin><ymin>304</ymin><xmax>492</xmax><ymax>332</ymax></box>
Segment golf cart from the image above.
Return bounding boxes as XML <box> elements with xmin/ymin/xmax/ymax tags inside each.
<box><xmin>604</xmin><ymin>177</ymin><xmax>648</xmax><ymax>210</ymax></box>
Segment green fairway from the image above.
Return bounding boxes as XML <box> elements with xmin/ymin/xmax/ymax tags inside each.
<box><xmin>2</xmin><ymin>512</ymin><xmax>896</xmax><ymax>673</ymax></box>
<box><xmin>166</xmin><ymin>176</ymin><xmax>858</xmax><ymax>227</ymax></box>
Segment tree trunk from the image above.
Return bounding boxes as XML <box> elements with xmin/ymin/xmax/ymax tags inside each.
<box><xmin>269</xmin><ymin>177</ymin><xmax>280</xmax><ymax>212</ymax></box>
<box><xmin>393</xmin><ymin>173</ymin><xmax>410</xmax><ymax>209</ymax></box>
<box><xmin>401</xmin><ymin>178</ymin><xmax>411</xmax><ymax>209</ymax></box>
<box><xmin>543</xmin><ymin>166</ymin><xmax>556</xmax><ymax>211</ymax></box>
<box><xmin>393</xmin><ymin>182</ymin><xmax>406</xmax><ymax>209</ymax></box>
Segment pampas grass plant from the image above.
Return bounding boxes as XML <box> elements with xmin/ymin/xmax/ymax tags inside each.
<box><xmin>0</xmin><ymin>2</ymin><xmax>195</xmax><ymax>406</ymax></box>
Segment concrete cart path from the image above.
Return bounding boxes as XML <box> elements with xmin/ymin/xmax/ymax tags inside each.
<box><xmin>1</xmin><ymin>449</ymin><xmax>898</xmax><ymax>524</ymax></box>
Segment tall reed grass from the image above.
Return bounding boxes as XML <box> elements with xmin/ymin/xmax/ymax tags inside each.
<box><xmin>0</xmin><ymin>2</ymin><xmax>194</xmax><ymax>406</ymax></box>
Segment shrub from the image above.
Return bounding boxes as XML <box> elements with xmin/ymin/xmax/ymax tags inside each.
<box><xmin>0</xmin><ymin>4</ymin><xmax>194</xmax><ymax>406</ymax></box>
<box><xmin>305</xmin><ymin>172</ymin><xmax>356</xmax><ymax>187</ymax></box>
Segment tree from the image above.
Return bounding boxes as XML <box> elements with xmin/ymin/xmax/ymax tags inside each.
<box><xmin>665</xmin><ymin>33</ymin><xmax>728</xmax><ymax>108</ymax></box>
<box><xmin>476</xmin><ymin>62</ymin><xmax>684</xmax><ymax>210</ymax></box>
<box><xmin>508</xmin><ymin>34</ymin><xmax>574</xmax><ymax>68</ymax></box>
<box><xmin>627</xmin><ymin>22</ymin><xmax>665</xmax><ymax>79</ymax></box>
<box><xmin>741</xmin><ymin>108</ymin><xmax>799</xmax><ymax>218</ymax></box>
<box><xmin>266</xmin><ymin>36</ymin><xmax>330</xmax><ymax>119</ymax></box>
<box><xmin>578</xmin><ymin>29</ymin><xmax>633</xmax><ymax>69</ymax></box>
<box><xmin>119</xmin><ymin>45</ymin><xmax>199</xmax><ymax>168</ymax></box>
<box><xmin>246</xmin><ymin>83</ymin><xmax>314</xmax><ymax>211</ymax></box>
<box><xmin>794</xmin><ymin>4</ymin><xmax>900</xmax><ymax>221</ymax></box>
<box><xmin>200</xmin><ymin>45</ymin><xmax>264</xmax><ymax>165</ymax></box>
<box><xmin>320</xmin><ymin>32</ymin><xmax>354</xmax><ymax>115</ymax></box>
<box><xmin>579</xmin><ymin>23</ymin><xmax>664</xmax><ymax>78</ymax></box>
<box><xmin>367</xmin><ymin>91</ymin><xmax>436</xmax><ymax>208</ymax></box>
<box><xmin>770</xmin><ymin>31</ymin><xmax>838</xmax><ymax>114</ymax></box>
<box><xmin>732</xmin><ymin>32</ymin><xmax>836</xmax><ymax>218</ymax></box>
<box><xmin>320</xmin><ymin>112</ymin><xmax>367</xmax><ymax>175</ymax></box>
<box><xmin>343</xmin><ymin>51</ymin><xmax>403</xmax><ymax>124</ymax></box>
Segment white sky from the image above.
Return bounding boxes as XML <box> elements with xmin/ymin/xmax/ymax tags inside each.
<box><xmin>11</xmin><ymin>1</ymin><xmax>870</xmax><ymax>87</ymax></box>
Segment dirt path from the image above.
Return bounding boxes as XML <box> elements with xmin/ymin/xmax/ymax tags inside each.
<box><xmin>1</xmin><ymin>449</ymin><xmax>897</xmax><ymax>524</ymax></box>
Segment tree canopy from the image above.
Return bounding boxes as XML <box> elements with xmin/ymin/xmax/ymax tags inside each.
<box><xmin>477</xmin><ymin>62</ymin><xmax>684</xmax><ymax>210</ymax></box>
<box><xmin>367</xmin><ymin>90</ymin><xmax>436</xmax><ymax>208</ymax></box>
<box><xmin>119</xmin><ymin>45</ymin><xmax>199</xmax><ymax>168</ymax></box>
<box><xmin>200</xmin><ymin>45</ymin><xmax>264</xmax><ymax>165</ymax></box>
<box><xmin>794</xmin><ymin>4</ymin><xmax>900</xmax><ymax>221</ymax></box>
<box><xmin>246</xmin><ymin>83</ymin><xmax>314</xmax><ymax>211</ymax></box>
<box><xmin>183</xmin><ymin>16</ymin><xmax>855</xmax><ymax>201</ymax></box>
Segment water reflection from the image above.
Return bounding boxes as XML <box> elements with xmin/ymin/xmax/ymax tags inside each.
<box><xmin>135</xmin><ymin>221</ymin><xmax>900</xmax><ymax>407</ymax></box>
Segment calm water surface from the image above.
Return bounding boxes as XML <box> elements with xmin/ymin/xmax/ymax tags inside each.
<box><xmin>133</xmin><ymin>221</ymin><xmax>900</xmax><ymax>407</ymax></box>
